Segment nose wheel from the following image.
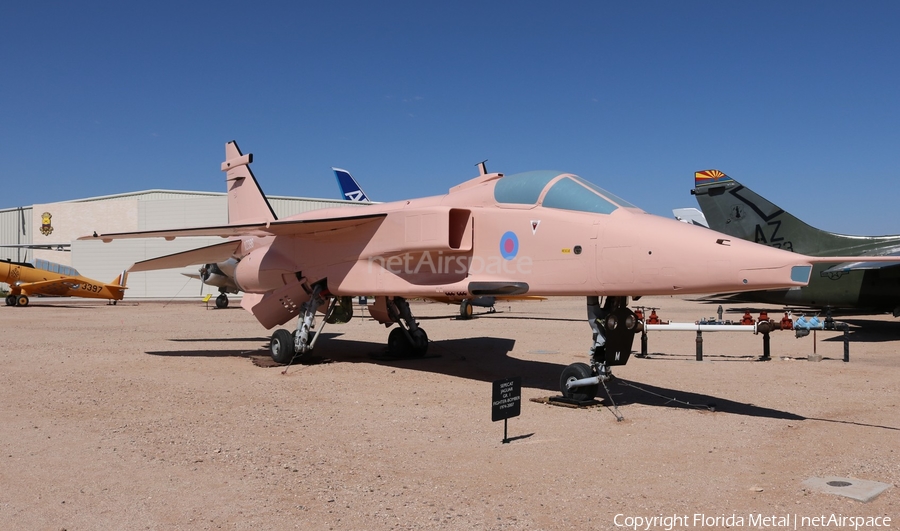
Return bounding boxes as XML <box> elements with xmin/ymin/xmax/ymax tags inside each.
<box><xmin>559</xmin><ymin>297</ymin><xmax>640</xmax><ymax>402</ymax></box>
<box><xmin>560</xmin><ymin>363</ymin><xmax>599</xmax><ymax>401</ymax></box>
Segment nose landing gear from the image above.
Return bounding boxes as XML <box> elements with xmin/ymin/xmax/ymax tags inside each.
<box><xmin>560</xmin><ymin>297</ymin><xmax>641</xmax><ymax>402</ymax></box>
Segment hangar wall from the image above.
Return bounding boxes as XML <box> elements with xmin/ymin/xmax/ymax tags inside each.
<box><xmin>0</xmin><ymin>206</ymin><xmax>34</xmax><ymax>264</ymax></box>
<box><xmin>2</xmin><ymin>191</ymin><xmax>366</xmax><ymax>298</ymax></box>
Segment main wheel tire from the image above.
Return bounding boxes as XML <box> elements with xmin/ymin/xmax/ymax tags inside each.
<box><xmin>215</xmin><ymin>294</ymin><xmax>228</xmax><ymax>309</ymax></box>
<box><xmin>559</xmin><ymin>362</ymin><xmax>598</xmax><ymax>401</ymax></box>
<box><xmin>5</xmin><ymin>295</ymin><xmax>15</xmax><ymax>306</ymax></box>
<box><xmin>270</xmin><ymin>329</ymin><xmax>296</xmax><ymax>364</ymax></box>
<box><xmin>387</xmin><ymin>327</ymin><xmax>411</xmax><ymax>358</ymax></box>
<box><xmin>409</xmin><ymin>328</ymin><xmax>429</xmax><ymax>357</ymax></box>
<box><xmin>459</xmin><ymin>300</ymin><xmax>473</xmax><ymax>320</ymax></box>
<box><xmin>16</xmin><ymin>295</ymin><xmax>29</xmax><ymax>307</ymax></box>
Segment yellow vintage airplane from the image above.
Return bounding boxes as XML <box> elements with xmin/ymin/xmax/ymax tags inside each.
<box><xmin>1</xmin><ymin>258</ymin><xmax>127</xmax><ymax>306</ymax></box>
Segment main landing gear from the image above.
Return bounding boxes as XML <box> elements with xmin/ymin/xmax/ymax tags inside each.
<box><xmin>269</xmin><ymin>284</ymin><xmax>337</xmax><ymax>365</ymax></box>
<box><xmin>267</xmin><ymin>289</ymin><xmax>428</xmax><ymax>365</ymax></box>
<box><xmin>5</xmin><ymin>294</ymin><xmax>29</xmax><ymax>307</ymax></box>
<box><xmin>384</xmin><ymin>296</ymin><xmax>428</xmax><ymax>358</ymax></box>
<box><xmin>559</xmin><ymin>296</ymin><xmax>641</xmax><ymax>402</ymax></box>
<box><xmin>215</xmin><ymin>292</ymin><xmax>229</xmax><ymax>309</ymax></box>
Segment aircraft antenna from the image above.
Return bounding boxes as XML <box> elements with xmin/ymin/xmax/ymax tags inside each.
<box><xmin>476</xmin><ymin>160</ymin><xmax>488</xmax><ymax>176</ymax></box>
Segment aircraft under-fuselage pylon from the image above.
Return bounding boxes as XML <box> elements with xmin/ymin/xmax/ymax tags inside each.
<box><xmin>80</xmin><ymin>142</ymin><xmax>898</xmax><ymax>400</ymax></box>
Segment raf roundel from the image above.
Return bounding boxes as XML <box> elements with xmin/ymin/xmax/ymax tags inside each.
<box><xmin>499</xmin><ymin>231</ymin><xmax>519</xmax><ymax>260</ymax></box>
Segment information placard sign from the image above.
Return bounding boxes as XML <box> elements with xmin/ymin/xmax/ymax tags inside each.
<box><xmin>491</xmin><ymin>377</ymin><xmax>522</xmax><ymax>422</ymax></box>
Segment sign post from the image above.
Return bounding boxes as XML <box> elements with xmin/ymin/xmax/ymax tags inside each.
<box><xmin>492</xmin><ymin>377</ymin><xmax>522</xmax><ymax>444</ymax></box>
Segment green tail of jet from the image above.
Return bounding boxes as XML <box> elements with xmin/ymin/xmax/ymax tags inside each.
<box><xmin>691</xmin><ymin>170</ymin><xmax>900</xmax><ymax>314</ymax></box>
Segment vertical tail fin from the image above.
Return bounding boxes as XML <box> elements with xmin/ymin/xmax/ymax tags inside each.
<box><xmin>108</xmin><ymin>270</ymin><xmax>128</xmax><ymax>299</ymax></box>
<box><xmin>691</xmin><ymin>170</ymin><xmax>894</xmax><ymax>255</ymax></box>
<box><xmin>222</xmin><ymin>141</ymin><xmax>278</xmax><ymax>225</ymax></box>
<box><xmin>333</xmin><ymin>167</ymin><xmax>371</xmax><ymax>202</ymax></box>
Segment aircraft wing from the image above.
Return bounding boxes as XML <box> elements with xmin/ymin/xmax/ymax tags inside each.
<box><xmin>129</xmin><ymin>241</ymin><xmax>243</xmax><ymax>272</ymax></box>
<box><xmin>17</xmin><ymin>277</ymin><xmax>81</xmax><ymax>294</ymax></box>
<box><xmin>0</xmin><ymin>243</ymin><xmax>71</xmax><ymax>251</ymax></box>
<box><xmin>80</xmin><ymin>213</ymin><xmax>386</xmax><ymax>242</ymax></box>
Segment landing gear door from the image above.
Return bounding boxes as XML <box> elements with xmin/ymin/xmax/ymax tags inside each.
<box><xmin>603</xmin><ymin>307</ymin><xmax>638</xmax><ymax>366</ymax></box>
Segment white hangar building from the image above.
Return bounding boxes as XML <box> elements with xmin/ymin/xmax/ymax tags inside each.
<box><xmin>0</xmin><ymin>191</ymin><xmax>365</xmax><ymax>299</ymax></box>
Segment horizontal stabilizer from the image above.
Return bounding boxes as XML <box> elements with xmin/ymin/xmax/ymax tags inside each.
<box><xmin>821</xmin><ymin>250</ymin><xmax>900</xmax><ymax>273</ymax></box>
<box><xmin>129</xmin><ymin>241</ymin><xmax>243</xmax><ymax>272</ymax></box>
<box><xmin>808</xmin><ymin>254</ymin><xmax>900</xmax><ymax>269</ymax></box>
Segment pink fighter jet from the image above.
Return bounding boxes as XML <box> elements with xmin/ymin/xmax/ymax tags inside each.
<box><xmin>81</xmin><ymin>141</ymin><xmax>888</xmax><ymax>400</ymax></box>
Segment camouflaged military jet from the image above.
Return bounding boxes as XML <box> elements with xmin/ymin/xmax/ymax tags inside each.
<box><xmin>692</xmin><ymin>170</ymin><xmax>900</xmax><ymax>316</ymax></box>
<box><xmin>79</xmin><ymin>142</ymin><xmax>897</xmax><ymax>400</ymax></box>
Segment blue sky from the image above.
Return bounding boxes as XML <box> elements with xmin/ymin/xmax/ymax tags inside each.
<box><xmin>2</xmin><ymin>1</ymin><xmax>898</xmax><ymax>235</ymax></box>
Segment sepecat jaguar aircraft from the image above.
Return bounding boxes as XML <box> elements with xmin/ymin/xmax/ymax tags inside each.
<box><xmin>80</xmin><ymin>142</ymin><xmax>896</xmax><ymax>400</ymax></box>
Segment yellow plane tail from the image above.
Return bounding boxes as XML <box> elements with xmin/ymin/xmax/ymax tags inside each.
<box><xmin>109</xmin><ymin>270</ymin><xmax>128</xmax><ymax>290</ymax></box>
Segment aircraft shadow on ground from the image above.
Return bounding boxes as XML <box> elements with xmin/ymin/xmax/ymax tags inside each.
<box><xmin>364</xmin><ymin>311</ymin><xmax>583</xmax><ymax>324</ymax></box>
<box><xmin>147</xmin><ymin>335</ymin><xmax>274</xmax><ymax>358</ymax></box>
<box><xmin>147</xmin><ymin>332</ymin><xmax>810</xmax><ymax>422</ymax></box>
<box><xmin>637</xmin><ymin>352</ymin><xmax>766</xmax><ymax>362</ymax></box>
<box><xmin>169</xmin><ymin>337</ymin><xmax>271</xmax><ymax>343</ymax></box>
<box><xmin>607</xmin><ymin>379</ymin><xmax>805</xmax><ymax>420</ymax></box>
<box><xmin>822</xmin><ymin>319</ymin><xmax>900</xmax><ymax>343</ymax></box>
<box><xmin>3</xmin><ymin>303</ymin><xmax>106</xmax><ymax>310</ymax></box>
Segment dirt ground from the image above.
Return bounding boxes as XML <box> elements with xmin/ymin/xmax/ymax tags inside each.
<box><xmin>1</xmin><ymin>295</ymin><xmax>898</xmax><ymax>530</ymax></box>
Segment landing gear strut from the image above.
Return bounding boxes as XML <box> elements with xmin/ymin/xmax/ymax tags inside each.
<box><xmin>559</xmin><ymin>296</ymin><xmax>641</xmax><ymax>401</ymax></box>
<box><xmin>269</xmin><ymin>284</ymin><xmax>337</xmax><ymax>365</ymax></box>
<box><xmin>385</xmin><ymin>296</ymin><xmax>428</xmax><ymax>357</ymax></box>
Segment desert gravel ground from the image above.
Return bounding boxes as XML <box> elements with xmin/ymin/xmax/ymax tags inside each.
<box><xmin>1</xmin><ymin>295</ymin><xmax>898</xmax><ymax>530</ymax></box>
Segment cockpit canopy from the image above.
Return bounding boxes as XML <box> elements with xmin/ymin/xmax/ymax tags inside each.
<box><xmin>493</xmin><ymin>171</ymin><xmax>637</xmax><ymax>214</ymax></box>
<box><xmin>34</xmin><ymin>258</ymin><xmax>80</xmax><ymax>277</ymax></box>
